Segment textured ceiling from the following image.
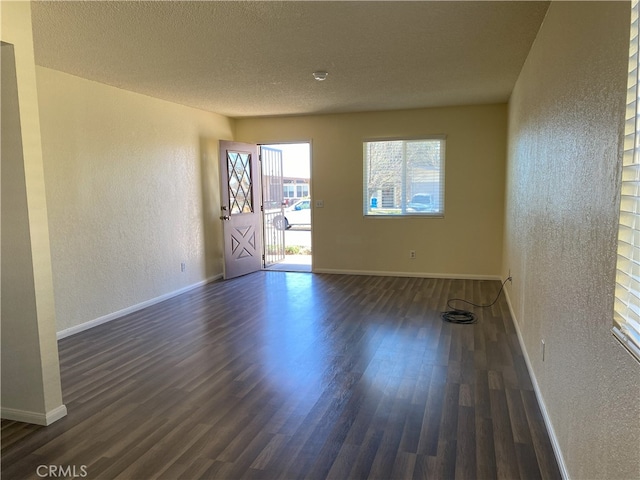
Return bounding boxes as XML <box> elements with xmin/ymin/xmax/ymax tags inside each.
<box><xmin>31</xmin><ymin>1</ymin><xmax>550</xmax><ymax>118</ymax></box>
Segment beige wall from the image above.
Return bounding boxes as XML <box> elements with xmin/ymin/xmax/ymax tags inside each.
<box><xmin>237</xmin><ymin>105</ymin><xmax>507</xmax><ymax>278</ymax></box>
<box><xmin>36</xmin><ymin>67</ymin><xmax>234</xmax><ymax>334</ymax></box>
<box><xmin>1</xmin><ymin>1</ymin><xmax>65</xmax><ymax>424</ymax></box>
<box><xmin>504</xmin><ymin>2</ymin><xmax>639</xmax><ymax>478</ymax></box>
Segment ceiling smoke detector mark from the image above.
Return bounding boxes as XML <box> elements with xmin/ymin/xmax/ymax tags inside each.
<box><xmin>312</xmin><ymin>71</ymin><xmax>328</xmax><ymax>81</ymax></box>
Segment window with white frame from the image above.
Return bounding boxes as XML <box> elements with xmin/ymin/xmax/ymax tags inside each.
<box><xmin>296</xmin><ymin>184</ymin><xmax>309</xmax><ymax>198</ymax></box>
<box><xmin>363</xmin><ymin>137</ymin><xmax>445</xmax><ymax>216</ymax></box>
<box><xmin>614</xmin><ymin>0</ymin><xmax>640</xmax><ymax>363</ymax></box>
<box><xmin>283</xmin><ymin>184</ymin><xmax>295</xmax><ymax>198</ymax></box>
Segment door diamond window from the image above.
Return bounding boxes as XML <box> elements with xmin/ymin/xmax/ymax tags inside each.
<box><xmin>227</xmin><ymin>151</ymin><xmax>253</xmax><ymax>214</ymax></box>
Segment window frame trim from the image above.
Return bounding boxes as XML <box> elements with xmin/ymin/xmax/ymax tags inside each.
<box><xmin>362</xmin><ymin>135</ymin><xmax>447</xmax><ymax>219</ymax></box>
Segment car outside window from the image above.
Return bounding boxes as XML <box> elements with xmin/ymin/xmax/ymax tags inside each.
<box><xmin>364</xmin><ymin>137</ymin><xmax>445</xmax><ymax>217</ymax></box>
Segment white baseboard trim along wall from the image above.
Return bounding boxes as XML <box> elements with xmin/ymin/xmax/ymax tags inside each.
<box><xmin>1</xmin><ymin>405</ymin><xmax>68</xmax><ymax>426</ymax></box>
<box><xmin>503</xmin><ymin>289</ymin><xmax>569</xmax><ymax>480</ymax></box>
<box><xmin>312</xmin><ymin>268</ymin><xmax>501</xmax><ymax>281</ymax></box>
<box><xmin>57</xmin><ymin>275</ymin><xmax>223</xmax><ymax>340</ymax></box>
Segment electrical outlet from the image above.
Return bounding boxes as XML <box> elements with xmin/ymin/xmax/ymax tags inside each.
<box><xmin>409</xmin><ymin>250</ymin><xmax>416</xmax><ymax>259</ymax></box>
<box><xmin>541</xmin><ymin>339</ymin><xmax>545</xmax><ymax>361</ymax></box>
<box><xmin>181</xmin><ymin>262</ymin><xmax>186</xmax><ymax>272</ymax></box>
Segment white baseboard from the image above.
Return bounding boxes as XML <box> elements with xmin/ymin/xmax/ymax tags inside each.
<box><xmin>503</xmin><ymin>289</ymin><xmax>569</xmax><ymax>480</ymax></box>
<box><xmin>1</xmin><ymin>404</ymin><xmax>67</xmax><ymax>426</ymax></box>
<box><xmin>312</xmin><ymin>268</ymin><xmax>501</xmax><ymax>281</ymax></box>
<box><xmin>57</xmin><ymin>275</ymin><xmax>223</xmax><ymax>340</ymax></box>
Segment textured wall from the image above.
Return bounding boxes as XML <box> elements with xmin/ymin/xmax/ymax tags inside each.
<box><xmin>237</xmin><ymin>104</ymin><xmax>507</xmax><ymax>278</ymax></box>
<box><xmin>504</xmin><ymin>2</ymin><xmax>639</xmax><ymax>478</ymax></box>
<box><xmin>36</xmin><ymin>67</ymin><xmax>234</xmax><ymax>333</ymax></box>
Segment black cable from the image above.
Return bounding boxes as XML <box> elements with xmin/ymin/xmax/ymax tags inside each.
<box><xmin>441</xmin><ymin>277</ymin><xmax>511</xmax><ymax>324</ymax></box>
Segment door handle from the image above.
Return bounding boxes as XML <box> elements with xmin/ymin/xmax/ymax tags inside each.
<box><xmin>220</xmin><ymin>215</ymin><xmax>230</xmax><ymax>220</ymax></box>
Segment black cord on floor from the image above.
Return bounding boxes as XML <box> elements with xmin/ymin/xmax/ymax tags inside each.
<box><xmin>441</xmin><ymin>277</ymin><xmax>511</xmax><ymax>324</ymax></box>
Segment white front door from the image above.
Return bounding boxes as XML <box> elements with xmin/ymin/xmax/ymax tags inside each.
<box><xmin>219</xmin><ymin>141</ymin><xmax>262</xmax><ymax>279</ymax></box>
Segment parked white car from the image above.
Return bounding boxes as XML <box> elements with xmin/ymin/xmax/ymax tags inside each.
<box><xmin>273</xmin><ymin>199</ymin><xmax>311</xmax><ymax>230</ymax></box>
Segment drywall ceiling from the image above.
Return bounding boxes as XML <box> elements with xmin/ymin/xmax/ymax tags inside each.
<box><xmin>31</xmin><ymin>1</ymin><xmax>550</xmax><ymax>118</ymax></box>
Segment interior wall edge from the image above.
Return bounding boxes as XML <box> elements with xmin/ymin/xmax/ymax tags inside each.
<box><xmin>1</xmin><ymin>0</ymin><xmax>65</xmax><ymax>424</ymax></box>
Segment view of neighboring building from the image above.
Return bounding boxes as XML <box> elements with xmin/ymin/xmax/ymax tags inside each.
<box><xmin>283</xmin><ymin>177</ymin><xmax>310</xmax><ymax>205</ymax></box>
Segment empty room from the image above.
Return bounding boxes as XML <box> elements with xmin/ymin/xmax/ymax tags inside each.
<box><xmin>1</xmin><ymin>1</ymin><xmax>638</xmax><ymax>479</ymax></box>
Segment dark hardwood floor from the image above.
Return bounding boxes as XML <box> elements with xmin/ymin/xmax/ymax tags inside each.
<box><xmin>1</xmin><ymin>273</ymin><xmax>561</xmax><ymax>480</ymax></box>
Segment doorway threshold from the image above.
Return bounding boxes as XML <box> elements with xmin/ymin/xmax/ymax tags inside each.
<box><xmin>266</xmin><ymin>255</ymin><xmax>311</xmax><ymax>272</ymax></box>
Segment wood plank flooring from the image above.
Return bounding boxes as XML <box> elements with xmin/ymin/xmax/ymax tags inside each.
<box><xmin>1</xmin><ymin>273</ymin><xmax>561</xmax><ymax>480</ymax></box>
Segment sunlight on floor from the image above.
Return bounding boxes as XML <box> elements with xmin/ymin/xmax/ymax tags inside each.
<box><xmin>266</xmin><ymin>254</ymin><xmax>311</xmax><ymax>272</ymax></box>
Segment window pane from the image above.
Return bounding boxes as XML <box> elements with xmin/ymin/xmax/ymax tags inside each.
<box><xmin>284</xmin><ymin>185</ymin><xmax>295</xmax><ymax>198</ymax></box>
<box><xmin>365</xmin><ymin>141</ymin><xmax>403</xmax><ymax>213</ymax></box>
<box><xmin>406</xmin><ymin>140</ymin><xmax>443</xmax><ymax>213</ymax></box>
<box><xmin>227</xmin><ymin>152</ymin><xmax>253</xmax><ymax>214</ymax></box>
<box><xmin>364</xmin><ymin>138</ymin><xmax>445</xmax><ymax>216</ymax></box>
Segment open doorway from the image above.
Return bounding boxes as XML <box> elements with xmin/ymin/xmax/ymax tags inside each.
<box><xmin>261</xmin><ymin>143</ymin><xmax>311</xmax><ymax>272</ymax></box>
